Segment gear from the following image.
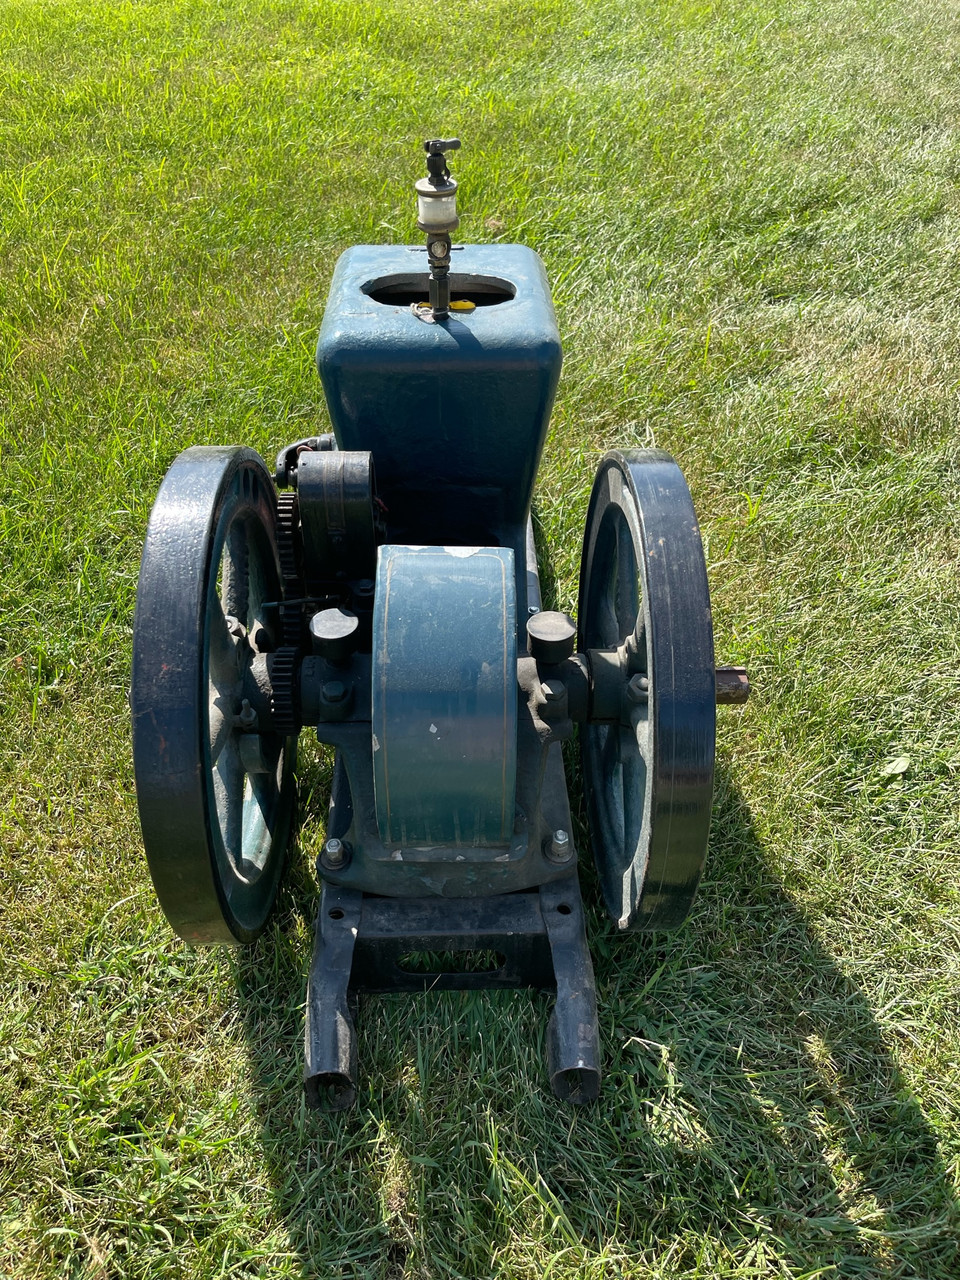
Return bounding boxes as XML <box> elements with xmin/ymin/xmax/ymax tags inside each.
<box><xmin>275</xmin><ymin>489</ymin><xmax>307</xmax><ymax>650</ymax></box>
<box><xmin>276</xmin><ymin>491</ymin><xmax>303</xmax><ymax>596</ymax></box>
<box><xmin>270</xmin><ymin>646</ymin><xmax>300</xmax><ymax>737</ymax></box>
<box><xmin>272</xmin><ymin>490</ymin><xmax>306</xmax><ymax>729</ymax></box>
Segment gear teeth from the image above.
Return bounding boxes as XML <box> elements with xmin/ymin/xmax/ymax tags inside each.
<box><xmin>275</xmin><ymin>490</ymin><xmax>306</xmax><ymax>651</ymax></box>
<box><xmin>280</xmin><ymin>603</ymin><xmax>303</xmax><ymax>649</ymax></box>
<box><xmin>270</xmin><ymin>646</ymin><xmax>300</xmax><ymax>737</ymax></box>
<box><xmin>276</xmin><ymin>491</ymin><xmax>302</xmax><ymax>596</ymax></box>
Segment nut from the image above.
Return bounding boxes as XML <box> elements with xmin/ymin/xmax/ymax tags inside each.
<box><xmin>540</xmin><ymin>679</ymin><xmax>565</xmax><ymax>703</ymax></box>
<box><xmin>546</xmin><ymin>829</ymin><xmax>573</xmax><ymax>862</ymax></box>
<box><xmin>626</xmin><ymin>674</ymin><xmax>649</xmax><ymax>703</ymax></box>
<box><xmin>321</xmin><ymin>837</ymin><xmax>349</xmax><ymax>870</ymax></box>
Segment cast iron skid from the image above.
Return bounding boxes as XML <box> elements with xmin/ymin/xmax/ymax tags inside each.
<box><xmin>131</xmin><ymin>140</ymin><xmax>748</xmax><ymax>1109</ymax></box>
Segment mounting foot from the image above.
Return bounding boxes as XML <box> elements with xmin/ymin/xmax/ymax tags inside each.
<box><xmin>303</xmin><ymin>877</ymin><xmax>601</xmax><ymax>1108</ymax></box>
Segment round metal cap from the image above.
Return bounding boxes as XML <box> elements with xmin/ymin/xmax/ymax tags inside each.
<box><xmin>526</xmin><ymin>610</ymin><xmax>577</xmax><ymax>665</ymax></box>
<box><xmin>309</xmin><ymin>607</ymin><xmax>360</xmax><ymax>662</ymax></box>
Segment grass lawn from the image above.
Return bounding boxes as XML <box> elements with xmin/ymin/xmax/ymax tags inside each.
<box><xmin>3</xmin><ymin>0</ymin><xmax>960</xmax><ymax>1275</ymax></box>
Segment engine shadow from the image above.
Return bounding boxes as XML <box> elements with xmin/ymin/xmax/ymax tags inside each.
<box><xmin>232</xmin><ymin>761</ymin><xmax>959</xmax><ymax>1278</ymax></box>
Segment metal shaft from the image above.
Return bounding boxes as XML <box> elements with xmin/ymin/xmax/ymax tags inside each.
<box><xmin>427</xmin><ymin>231</ymin><xmax>452</xmax><ymax>317</ymax></box>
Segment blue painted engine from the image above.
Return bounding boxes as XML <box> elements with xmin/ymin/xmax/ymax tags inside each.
<box><xmin>132</xmin><ymin>138</ymin><xmax>746</xmax><ymax>1108</ymax></box>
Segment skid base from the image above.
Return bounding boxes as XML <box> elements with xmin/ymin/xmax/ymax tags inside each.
<box><xmin>304</xmin><ymin>875</ymin><xmax>601</xmax><ymax>1109</ymax></box>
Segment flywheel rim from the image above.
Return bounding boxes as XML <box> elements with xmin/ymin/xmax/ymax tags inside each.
<box><xmin>132</xmin><ymin>446</ymin><xmax>296</xmax><ymax>944</ymax></box>
<box><xmin>578</xmin><ymin>448</ymin><xmax>715</xmax><ymax>931</ymax></box>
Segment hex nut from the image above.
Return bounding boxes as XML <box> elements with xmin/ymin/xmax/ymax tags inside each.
<box><xmin>626</xmin><ymin>674</ymin><xmax>649</xmax><ymax>703</ymax></box>
<box><xmin>321</xmin><ymin>837</ymin><xmax>350</xmax><ymax>870</ymax></box>
<box><xmin>322</xmin><ymin>680</ymin><xmax>348</xmax><ymax>704</ymax></box>
<box><xmin>540</xmin><ymin>679</ymin><xmax>565</xmax><ymax>703</ymax></box>
<box><xmin>546</xmin><ymin>829</ymin><xmax>573</xmax><ymax>862</ymax></box>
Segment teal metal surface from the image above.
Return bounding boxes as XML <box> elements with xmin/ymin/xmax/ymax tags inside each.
<box><xmin>372</xmin><ymin>544</ymin><xmax>517</xmax><ymax>848</ymax></box>
<box><xmin>316</xmin><ymin>244</ymin><xmax>561</xmax><ymax>547</ymax></box>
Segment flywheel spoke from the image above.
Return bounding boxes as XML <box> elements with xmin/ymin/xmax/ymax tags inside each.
<box><xmin>213</xmin><ymin>737</ymin><xmax>246</xmax><ymax>861</ymax></box>
<box><xmin>614</xmin><ymin>513</ymin><xmax>638</xmax><ymax>639</ymax></box>
<box><xmin>222</xmin><ymin>522</ymin><xmax>250</xmax><ymax>623</ymax></box>
<box><xmin>620</xmin><ymin>724</ymin><xmax>646</xmax><ymax>857</ymax></box>
<box><xmin>208</xmin><ymin>596</ymin><xmax>239</xmax><ymax>695</ymax></box>
<box><xmin>208</xmin><ymin>693</ymin><xmax>234</xmax><ymax>766</ymax></box>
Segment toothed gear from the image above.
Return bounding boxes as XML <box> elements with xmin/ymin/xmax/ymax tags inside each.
<box><xmin>281</xmin><ymin>608</ymin><xmax>303</xmax><ymax>649</ymax></box>
<box><xmin>276</xmin><ymin>491</ymin><xmax>303</xmax><ymax>595</ymax></box>
<box><xmin>276</xmin><ymin>490</ymin><xmax>306</xmax><ymax>649</ymax></box>
<box><xmin>270</xmin><ymin>646</ymin><xmax>300</xmax><ymax>737</ymax></box>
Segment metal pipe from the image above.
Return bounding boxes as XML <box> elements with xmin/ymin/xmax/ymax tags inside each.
<box><xmin>427</xmin><ymin>231</ymin><xmax>452</xmax><ymax>317</ymax></box>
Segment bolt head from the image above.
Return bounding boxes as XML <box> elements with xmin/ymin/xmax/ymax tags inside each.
<box><xmin>547</xmin><ymin>829</ymin><xmax>573</xmax><ymax>862</ymax></box>
<box><xmin>627</xmin><ymin>673</ymin><xmax>650</xmax><ymax>703</ymax></box>
<box><xmin>540</xmin><ymin>679</ymin><xmax>565</xmax><ymax>703</ymax></box>
<box><xmin>322</xmin><ymin>680</ymin><xmax>347</xmax><ymax>704</ymax></box>
<box><xmin>321</xmin><ymin>837</ymin><xmax>349</xmax><ymax>870</ymax></box>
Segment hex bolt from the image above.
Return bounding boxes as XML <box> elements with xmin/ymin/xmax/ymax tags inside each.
<box><xmin>321</xmin><ymin>837</ymin><xmax>350</xmax><ymax>870</ymax></box>
<box><xmin>322</xmin><ymin>680</ymin><xmax>348</xmax><ymax>704</ymax></box>
<box><xmin>626</xmin><ymin>674</ymin><xmax>649</xmax><ymax>703</ymax></box>
<box><xmin>225</xmin><ymin>614</ymin><xmax>246</xmax><ymax>640</ymax></box>
<box><xmin>540</xmin><ymin>679</ymin><xmax>565</xmax><ymax>703</ymax></box>
<box><xmin>237</xmin><ymin>698</ymin><xmax>258</xmax><ymax>730</ymax></box>
<box><xmin>547</xmin><ymin>829</ymin><xmax>573</xmax><ymax>862</ymax></box>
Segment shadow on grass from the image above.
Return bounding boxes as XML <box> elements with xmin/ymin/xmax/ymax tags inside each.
<box><xmin>233</xmin><ymin>763</ymin><xmax>959</xmax><ymax>1279</ymax></box>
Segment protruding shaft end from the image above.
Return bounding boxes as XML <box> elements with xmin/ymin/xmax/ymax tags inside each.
<box><xmin>715</xmin><ymin>666</ymin><xmax>750</xmax><ymax>704</ymax></box>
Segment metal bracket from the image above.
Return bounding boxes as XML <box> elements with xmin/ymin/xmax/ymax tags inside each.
<box><xmin>304</xmin><ymin>874</ymin><xmax>601</xmax><ymax>1109</ymax></box>
<box><xmin>303</xmin><ymin>886</ymin><xmax>360</xmax><ymax>1111</ymax></box>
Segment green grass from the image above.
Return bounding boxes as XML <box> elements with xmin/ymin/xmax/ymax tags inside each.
<box><xmin>3</xmin><ymin>0</ymin><xmax>960</xmax><ymax>1274</ymax></box>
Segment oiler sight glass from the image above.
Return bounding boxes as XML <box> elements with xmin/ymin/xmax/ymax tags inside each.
<box><xmin>415</xmin><ymin>138</ymin><xmax>460</xmax><ymax>318</ymax></box>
